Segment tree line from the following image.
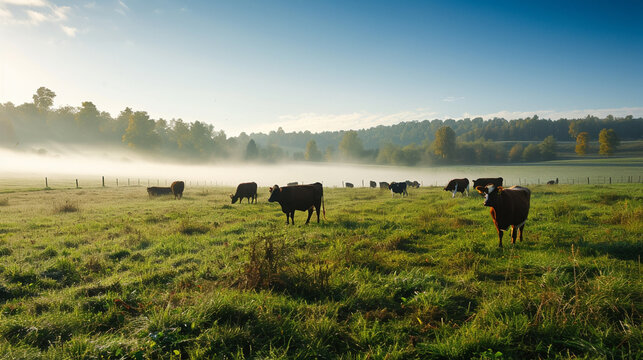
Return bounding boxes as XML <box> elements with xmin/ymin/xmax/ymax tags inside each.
<box><xmin>0</xmin><ymin>87</ymin><xmax>639</xmax><ymax>165</ymax></box>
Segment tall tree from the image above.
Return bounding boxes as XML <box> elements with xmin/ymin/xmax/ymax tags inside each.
<box><xmin>575</xmin><ymin>132</ymin><xmax>590</xmax><ymax>155</ymax></box>
<box><xmin>339</xmin><ymin>131</ymin><xmax>364</xmax><ymax>160</ymax></box>
<box><xmin>522</xmin><ymin>143</ymin><xmax>541</xmax><ymax>162</ymax></box>
<box><xmin>122</xmin><ymin>111</ymin><xmax>159</xmax><ymax>149</ymax></box>
<box><xmin>32</xmin><ymin>87</ymin><xmax>56</xmax><ymax>111</ymax></box>
<box><xmin>305</xmin><ymin>140</ymin><xmax>322</xmax><ymax>161</ymax></box>
<box><xmin>432</xmin><ymin>126</ymin><xmax>456</xmax><ymax>160</ymax></box>
<box><xmin>75</xmin><ymin>101</ymin><xmax>101</xmax><ymax>135</ymax></box>
<box><xmin>245</xmin><ymin>139</ymin><xmax>258</xmax><ymax>160</ymax></box>
<box><xmin>508</xmin><ymin>144</ymin><xmax>524</xmax><ymax>162</ymax></box>
<box><xmin>539</xmin><ymin>135</ymin><xmax>557</xmax><ymax>160</ymax></box>
<box><xmin>598</xmin><ymin>128</ymin><xmax>619</xmax><ymax>155</ymax></box>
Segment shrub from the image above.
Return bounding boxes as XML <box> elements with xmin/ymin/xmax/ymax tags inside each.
<box><xmin>53</xmin><ymin>200</ymin><xmax>79</xmax><ymax>213</ymax></box>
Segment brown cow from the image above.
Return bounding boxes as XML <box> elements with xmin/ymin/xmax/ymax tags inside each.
<box><xmin>171</xmin><ymin>181</ymin><xmax>185</xmax><ymax>200</ymax></box>
<box><xmin>476</xmin><ymin>184</ymin><xmax>531</xmax><ymax>247</ymax></box>
<box><xmin>268</xmin><ymin>182</ymin><xmax>325</xmax><ymax>225</ymax></box>
<box><xmin>147</xmin><ymin>186</ymin><xmax>172</xmax><ymax>197</ymax></box>
<box><xmin>230</xmin><ymin>182</ymin><xmax>258</xmax><ymax>204</ymax></box>
<box><xmin>444</xmin><ymin>178</ymin><xmax>469</xmax><ymax>198</ymax></box>
<box><xmin>472</xmin><ymin>177</ymin><xmax>503</xmax><ymax>195</ymax></box>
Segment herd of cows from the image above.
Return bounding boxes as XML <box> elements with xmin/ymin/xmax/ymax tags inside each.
<box><xmin>146</xmin><ymin>176</ymin><xmax>534</xmax><ymax>247</ymax></box>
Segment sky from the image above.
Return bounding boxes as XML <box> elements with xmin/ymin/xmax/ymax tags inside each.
<box><xmin>1</xmin><ymin>0</ymin><xmax>642</xmax><ymax>135</ymax></box>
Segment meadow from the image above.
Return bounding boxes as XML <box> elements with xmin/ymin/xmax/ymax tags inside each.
<box><xmin>0</xmin><ymin>181</ymin><xmax>641</xmax><ymax>359</ymax></box>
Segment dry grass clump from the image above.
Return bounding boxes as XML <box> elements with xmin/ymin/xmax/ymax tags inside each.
<box><xmin>53</xmin><ymin>200</ymin><xmax>80</xmax><ymax>213</ymax></box>
<box><xmin>0</xmin><ymin>198</ymin><xmax>8</xmax><ymax>206</ymax></box>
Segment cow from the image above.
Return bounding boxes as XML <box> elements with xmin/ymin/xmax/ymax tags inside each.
<box><xmin>287</xmin><ymin>182</ymin><xmax>299</xmax><ymax>186</ymax></box>
<box><xmin>369</xmin><ymin>181</ymin><xmax>377</xmax><ymax>188</ymax></box>
<box><xmin>547</xmin><ymin>178</ymin><xmax>559</xmax><ymax>185</ymax></box>
<box><xmin>171</xmin><ymin>181</ymin><xmax>185</xmax><ymax>200</ymax></box>
<box><xmin>476</xmin><ymin>184</ymin><xmax>531</xmax><ymax>247</ymax></box>
<box><xmin>230</xmin><ymin>182</ymin><xmax>258</xmax><ymax>204</ymax></box>
<box><xmin>405</xmin><ymin>180</ymin><xmax>420</xmax><ymax>188</ymax></box>
<box><xmin>389</xmin><ymin>182</ymin><xmax>408</xmax><ymax>197</ymax></box>
<box><xmin>379</xmin><ymin>181</ymin><xmax>390</xmax><ymax>190</ymax></box>
<box><xmin>345</xmin><ymin>182</ymin><xmax>354</xmax><ymax>188</ymax></box>
<box><xmin>472</xmin><ymin>177</ymin><xmax>503</xmax><ymax>195</ymax></box>
<box><xmin>444</xmin><ymin>178</ymin><xmax>469</xmax><ymax>198</ymax></box>
<box><xmin>268</xmin><ymin>182</ymin><xmax>326</xmax><ymax>225</ymax></box>
<box><xmin>147</xmin><ymin>186</ymin><xmax>172</xmax><ymax>197</ymax></box>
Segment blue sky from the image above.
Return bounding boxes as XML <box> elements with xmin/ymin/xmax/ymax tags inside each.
<box><xmin>1</xmin><ymin>0</ymin><xmax>642</xmax><ymax>135</ymax></box>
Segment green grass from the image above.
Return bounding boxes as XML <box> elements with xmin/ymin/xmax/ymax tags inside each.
<box><xmin>0</xmin><ymin>183</ymin><xmax>641</xmax><ymax>359</ymax></box>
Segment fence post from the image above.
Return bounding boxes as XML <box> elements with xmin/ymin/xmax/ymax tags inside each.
<box><xmin>128</xmin><ymin>178</ymin><xmax>130</xmax><ymax>186</ymax></box>
<box><xmin>116</xmin><ymin>178</ymin><xmax>119</xmax><ymax>187</ymax></box>
<box><xmin>76</xmin><ymin>179</ymin><xmax>79</xmax><ymax>188</ymax></box>
<box><xmin>45</xmin><ymin>177</ymin><xmax>48</xmax><ymax>188</ymax></box>
<box><xmin>102</xmin><ymin>176</ymin><xmax>105</xmax><ymax>187</ymax></box>
<box><xmin>609</xmin><ymin>177</ymin><xmax>612</xmax><ymax>184</ymax></box>
<box><xmin>587</xmin><ymin>177</ymin><xmax>590</xmax><ymax>185</ymax></box>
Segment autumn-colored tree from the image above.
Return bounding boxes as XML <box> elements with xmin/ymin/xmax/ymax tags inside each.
<box><xmin>508</xmin><ymin>144</ymin><xmax>524</xmax><ymax>162</ymax></box>
<box><xmin>598</xmin><ymin>128</ymin><xmax>619</xmax><ymax>155</ymax></box>
<box><xmin>432</xmin><ymin>126</ymin><xmax>456</xmax><ymax>160</ymax></box>
<box><xmin>575</xmin><ymin>132</ymin><xmax>590</xmax><ymax>155</ymax></box>
<box><xmin>122</xmin><ymin>111</ymin><xmax>159</xmax><ymax>149</ymax></box>
<box><xmin>522</xmin><ymin>143</ymin><xmax>541</xmax><ymax>162</ymax></box>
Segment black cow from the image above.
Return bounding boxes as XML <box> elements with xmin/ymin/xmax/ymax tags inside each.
<box><xmin>444</xmin><ymin>178</ymin><xmax>469</xmax><ymax>198</ymax></box>
<box><xmin>379</xmin><ymin>181</ymin><xmax>390</xmax><ymax>190</ymax></box>
<box><xmin>388</xmin><ymin>182</ymin><xmax>408</xmax><ymax>197</ymax></box>
<box><xmin>147</xmin><ymin>186</ymin><xmax>172</xmax><ymax>197</ymax></box>
<box><xmin>230</xmin><ymin>182</ymin><xmax>257</xmax><ymax>204</ymax></box>
<box><xmin>547</xmin><ymin>178</ymin><xmax>559</xmax><ymax>185</ymax></box>
<box><xmin>171</xmin><ymin>181</ymin><xmax>185</xmax><ymax>200</ymax></box>
<box><xmin>472</xmin><ymin>177</ymin><xmax>503</xmax><ymax>195</ymax></box>
<box><xmin>369</xmin><ymin>181</ymin><xmax>377</xmax><ymax>188</ymax></box>
<box><xmin>345</xmin><ymin>182</ymin><xmax>354</xmax><ymax>188</ymax></box>
<box><xmin>268</xmin><ymin>182</ymin><xmax>326</xmax><ymax>225</ymax></box>
<box><xmin>476</xmin><ymin>184</ymin><xmax>531</xmax><ymax>247</ymax></box>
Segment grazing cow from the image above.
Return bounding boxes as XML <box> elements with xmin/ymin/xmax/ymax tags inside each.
<box><xmin>476</xmin><ymin>184</ymin><xmax>531</xmax><ymax>247</ymax></box>
<box><xmin>147</xmin><ymin>186</ymin><xmax>172</xmax><ymax>197</ymax></box>
<box><xmin>388</xmin><ymin>182</ymin><xmax>408</xmax><ymax>197</ymax></box>
<box><xmin>547</xmin><ymin>178</ymin><xmax>559</xmax><ymax>185</ymax></box>
<box><xmin>287</xmin><ymin>182</ymin><xmax>299</xmax><ymax>186</ymax></box>
<box><xmin>472</xmin><ymin>177</ymin><xmax>503</xmax><ymax>195</ymax></box>
<box><xmin>405</xmin><ymin>180</ymin><xmax>420</xmax><ymax>188</ymax></box>
<box><xmin>370</xmin><ymin>181</ymin><xmax>377</xmax><ymax>188</ymax></box>
<box><xmin>444</xmin><ymin>178</ymin><xmax>469</xmax><ymax>198</ymax></box>
<box><xmin>171</xmin><ymin>181</ymin><xmax>185</xmax><ymax>200</ymax></box>
<box><xmin>379</xmin><ymin>181</ymin><xmax>390</xmax><ymax>190</ymax></box>
<box><xmin>268</xmin><ymin>182</ymin><xmax>326</xmax><ymax>225</ymax></box>
<box><xmin>230</xmin><ymin>182</ymin><xmax>258</xmax><ymax>204</ymax></box>
<box><xmin>345</xmin><ymin>182</ymin><xmax>354</xmax><ymax>188</ymax></box>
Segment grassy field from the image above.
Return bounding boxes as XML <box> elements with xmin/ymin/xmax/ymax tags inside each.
<box><xmin>0</xmin><ymin>182</ymin><xmax>641</xmax><ymax>359</ymax></box>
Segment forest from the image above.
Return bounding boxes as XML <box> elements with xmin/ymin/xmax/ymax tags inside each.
<box><xmin>1</xmin><ymin>87</ymin><xmax>641</xmax><ymax>165</ymax></box>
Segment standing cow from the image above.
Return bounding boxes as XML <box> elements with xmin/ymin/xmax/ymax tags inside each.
<box><xmin>230</xmin><ymin>182</ymin><xmax>258</xmax><ymax>204</ymax></box>
<box><xmin>369</xmin><ymin>181</ymin><xmax>377</xmax><ymax>188</ymax></box>
<box><xmin>268</xmin><ymin>182</ymin><xmax>326</xmax><ymax>225</ymax></box>
<box><xmin>345</xmin><ymin>182</ymin><xmax>354</xmax><ymax>188</ymax></box>
<box><xmin>444</xmin><ymin>178</ymin><xmax>469</xmax><ymax>198</ymax></box>
<box><xmin>476</xmin><ymin>184</ymin><xmax>531</xmax><ymax>247</ymax></box>
<box><xmin>379</xmin><ymin>182</ymin><xmax>390</xmax><ymax>190</ymax></box>
<box><xmin>170</xmin><ymin>181</ymin><xmax>185</xmax><ymax>200</ymax></box>
<box><xmin>389</xmin><ymin>182</ymin><xmax>408</xmax><ymax>197</ymax></box>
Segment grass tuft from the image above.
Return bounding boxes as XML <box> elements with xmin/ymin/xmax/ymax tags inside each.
<box><xmin>0</xmin><ymin>198</ymin><xmax>8</xmax><ymax>206</ymax></box>
<box><xmin>53</xmin><ymin>200</ymin><xmax>79</xmax><ymax>213</ymax></box>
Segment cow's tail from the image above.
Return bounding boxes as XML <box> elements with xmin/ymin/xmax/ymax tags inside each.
<box><xmin>322</xmin><ymin>196</ymin><xmax>327</xmax><ymax>220</ymax></box>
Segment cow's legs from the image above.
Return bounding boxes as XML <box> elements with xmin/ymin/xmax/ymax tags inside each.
<box><xmin>519</xmin><ymin>224</ymin><xmax>525</xmax><ymax>242</ymax></box>
<box><xmin>305</xmin><ymin>208</ymin><xmax>313</xmax><ymax>224</ymax></box>
<box><xmin>511</xmin><ymin>226</ymin><xmax>519</xmax><ymax>244</ymax></box>
<box><xmin>285</xmin><ymin>212</ymin><xmax>290</xmax><ymax>224</ymax></box>
<box><xmin>452</xmin><ymin>184</ymin><xmax>458</xmax><ymax>198</ymax></box>
<box><xmin>497</xmin><ymin>230</ymin><xmax>504</xmax><ymax>247</ymax></box>
<box><xmin>315</xmin><ymin>205</ymin><xmax>320</xmax><ymax>223</ymax></box>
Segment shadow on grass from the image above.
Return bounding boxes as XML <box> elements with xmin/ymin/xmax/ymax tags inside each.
<box><xmin>579</xmin><ymin>240</ymin><xmax>642</xmax><ymax>261</ymax></box>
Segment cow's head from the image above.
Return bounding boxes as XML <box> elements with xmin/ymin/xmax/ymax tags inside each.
<box><xmin>268</xmin><ymin>185</ymin><xmax>281</xmax><ymax>203</ymax></box>
<box><xmin>476</xmin><ymin>184</ymin><xmax>503</xmax><ymax>207</ymax></box>
<box><xmin>230</xmin><ymin>194</ymin><xmax>238</xmax><ymax>204</ymax></box>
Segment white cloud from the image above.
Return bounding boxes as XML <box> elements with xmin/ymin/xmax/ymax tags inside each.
<box><xmin>26</xmin><ymin>9</ymin><xmax>45</xmax><ymax>23</ymax></box>
<box><xmin>60</xmin><ymin>24</ymin><xmax>76</xmax><ymax>37</ymax></box>
<box><xmin>0</xmin><ymin>0</ymin><xmax>48</xmax><ymax>7</ymax></box>
<box><xmin>0</xmin><ymin>7</ymin><xmax>11</xmax><ymax>17</ymax></box>
<box><xmin>83</xmin><ymin>1</ymin><xmax>95</xmax><ymax>9</ymax></box>
<box><xmin>51</xmin><ymin>4</ymin><xmax>68</xmax><ymax>20</ymax></box>
<box><xmin>442</xmin><ymin>96</ymin><xmax>464</xmax><ymax>102</ymax></box>
<box><xmin>246</xmin><ymin>109</ymin><xmax>439</xmax><ymax>134</ymax></box>
<box><xmin>117</xmin><ymin>0</ymin><xmax>128</xmax><ymax>10</ymax></box>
